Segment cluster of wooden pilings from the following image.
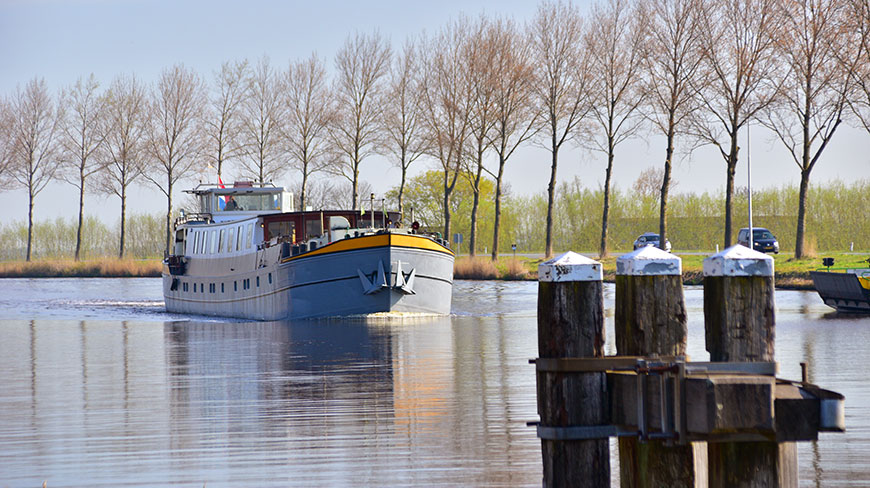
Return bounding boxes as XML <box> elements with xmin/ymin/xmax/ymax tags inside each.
<box><xmin>534</xmin><ymin>245</ymin><xmax>845</xmax><ymax>488</ymax></box>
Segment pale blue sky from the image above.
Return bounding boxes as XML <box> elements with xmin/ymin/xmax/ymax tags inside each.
<box><xmin>1</xmin><ymin>0</ymin><xmax>867</xmax><ymax>227</ymax></box>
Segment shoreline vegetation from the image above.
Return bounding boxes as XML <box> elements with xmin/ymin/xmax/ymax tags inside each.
<box><xmin>3</xmin><ymin>252</ymin><xmax>867</xmax><ymax>290</ymax></box>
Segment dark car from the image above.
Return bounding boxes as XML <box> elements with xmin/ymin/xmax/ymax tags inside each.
<box><xmin>633</xmin><ymin>232</ymin><xmax>671</xmax><ymax>252</ymax></box>
<box><xmin>737</xmin><ymin>227</ymin><xmax>779</xmax><ymax>254</ymax></box>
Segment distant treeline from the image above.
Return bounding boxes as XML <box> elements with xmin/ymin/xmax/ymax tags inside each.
<box><xmin>0</xmin><ymin>214</ymin><xmax>165</xmax><ymax>260</ymax></box>
<box><xmin>1</xmin><ymin>178</ymin><xmax>866</xmax><ymax>260</ymax></box>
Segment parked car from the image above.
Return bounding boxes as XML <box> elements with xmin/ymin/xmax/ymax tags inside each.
<box><xmin>633</xmin><ymin>232</ymin><xmax>671</xmax><ymax>252</ymax></box>
<box><xmin>737</xmin><ymin>227</ymin><xmax>780</xmax><ymax>254</ymax></box>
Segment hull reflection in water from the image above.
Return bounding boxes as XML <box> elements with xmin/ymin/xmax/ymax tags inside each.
<box><xmin>0</xmin><ymin>313</ymin><xmax>540</xmax><ymax>487</ymax></box>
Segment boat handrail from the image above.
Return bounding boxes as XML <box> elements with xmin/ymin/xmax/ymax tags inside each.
<box><xmin>175</xmin><ymin>212</ymin><xmax>212</xmax><ymax>226</ymax></box>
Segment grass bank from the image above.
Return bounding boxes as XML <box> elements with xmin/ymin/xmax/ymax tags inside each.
<box><xmin>0</xmin><ymin>258</ymin><xmax>163</xmax><ymax>278</ymax></box>
<box><xmin>454</xmin><ymin>252</ymin><xmax>870</xmax><ymax>290</ymax></box>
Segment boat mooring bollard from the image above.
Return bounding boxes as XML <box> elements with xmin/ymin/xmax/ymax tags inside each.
<box><xmin>615</xmin><ymin>246</ymin><xmax>706</xmax><ymax>488</ymax></box>
<box><xmin>703</xmin><ymin>245</ymin><xmax>797</xmax><ymax>487</ymax></box>
<box><xmin>536</xmin><ymin>252</ymin><xmax>609</xmax><ymax>487</ymax></box>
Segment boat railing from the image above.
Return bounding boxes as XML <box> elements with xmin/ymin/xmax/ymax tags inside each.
<box><xmin>175</xmin><ymin>212</ymin><xmax>211</xmax><ymax>226</ymax></box>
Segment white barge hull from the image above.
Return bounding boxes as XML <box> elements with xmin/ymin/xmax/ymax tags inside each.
<box><xmin>163</xmin><ymin>233</ymin><xmax>454</xmax><ymax>321</ymax></box>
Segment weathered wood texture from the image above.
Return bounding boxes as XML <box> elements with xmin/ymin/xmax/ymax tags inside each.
<box><xmin>615</xmin><ymin>274</ymin><xmax>687</xmax><ymax>357</ymax></box>
<box><xmin>703</xmin><ymin>276</ymin><xmax>775</xmax><ymax>362</ymax></box>
<box><xmin>708</xmin><ymin>442</ymin><xmax>797</xmax><ymax>488</ymax></box>
<box><xmin>704</xmin><ymin>274</ymin><xmax>796</xmax><ymax>488</ymax></box>
<box><xmin>619</xmin><ymin>438</ymin><xmax>708</xmax><ymax>488</ymax></box>
<box><xmin>537</xmin><ymin>280</ymin><xmax>609</xmax><ymax>487</ymax></box>
<box><xmin>615</xmin><ymin>273</ymin><xmax>705</xmax><ymax>488</ymax></box>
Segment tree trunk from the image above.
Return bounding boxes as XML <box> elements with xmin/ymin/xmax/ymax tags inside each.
<box><xmin>398</xmin><ymin>167</ymin><xmax>406</xmax><ymax>223</ymax></box>
<box><xmin>659</xmin><ymin>119</ymin><xmax>675</xmax><ymax>251</ymax></box>
<box><xmin>469</xmin><ymin>149</ymin><xmax>483</xmax><ymax>257</ymax></box>
<box><xmin>599</xmin><ymin>141</ymin><xmax>615</xmax><ymax>258</ymax></box>
<box><xmin>443</xmin><ymin>169</ymin><xmax>452</xmax><ymax>243</ymax></box>
<box><xmin>119</xmin><ymin>188</ymin><xmax>127</xmax><ymax>259</ymax></box>
<box><xmin>352</xmin><ymin>144</ymin><xmax>361</xmax><ymax>210</ymax></box>
<box><xmin>723</xmin><ymin>132</ymin><xmax>739</xmax><ymax>248</ymax></box>
<box><xmin>75</xmin><ymin>176</ymin><xmax>85</xmax><ymax>262</ymax></box>
<box><xmin>545</xmin><ymin>144</ymin><xmax>559</xmax><ymax>259</ymax></box>
<box><xmin>300</xmin><ymin>167</ymin><xmax>309</xmax><ymax>211</ymax></box>
<box><xmin>26</xmin><ymin>190</ymin><xmax>34</xmax><ymax>262</ymax></box>
<box><xmin>794</xmin><ymin>169</ymin><xmax>810</xmax><ymax>259</ymax></box>
<box><xmin>492</xmin><ymin>154</ymin><xmax>506</xmax><ymax>261</ymax></box>
<box><xmin>165</xmin><ymin>180</ymin><xmax>173</xmax><ymax>257</ymax></box>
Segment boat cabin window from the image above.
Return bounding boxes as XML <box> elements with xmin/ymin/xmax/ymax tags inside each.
<box><xmin>246</xmin><ymin>223</ymin><xmax>254</xmax><ymax>249</ymax></box>
<box><xmin>215</xmin><ymin>192</ymin><xmax>281</xmax><ymax>212</ymax></box>
<box><xmin>268</xmin><ymin>221</ymin><xmax>295</xmax><ymax>242</ymax></box>
<box><xmin>305</xmin><ymin>218</ymin><xmax>323</xmax><ymax>239</ymax></box>
<box><xmin>210</xmin><ymin>230</ymin><xmax>217</xmax><ymax>254</ymax></box>
<box><xmin>219</xmin><ymin>229</ymin><xmax>225</xmax><ymax>253</ymax></box>
<box><xmin>227</xmin><ymin>228</ymin><xmax>235</xmax><ymax>253</ymax></box>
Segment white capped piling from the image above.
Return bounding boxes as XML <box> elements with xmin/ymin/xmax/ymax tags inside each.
<box><xmin>615</xmin><ymin>246</ymin><xmax>706</xmax><ymax>488</ymax></box>
<box><xmin>537</xmin><ymin>252</ymin><xmax>609</xmax><ymax>487</ymax></box>
<box><xmin>703</xmin><ymin>245</ymin><xmax>797</xmax><ymax>487</ymax></box>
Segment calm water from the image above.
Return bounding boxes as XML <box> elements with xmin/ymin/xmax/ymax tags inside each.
<box><xmin>0</xmin><ymin>278</ymin><xmax>867</xmax><ymax>487</ymax></box>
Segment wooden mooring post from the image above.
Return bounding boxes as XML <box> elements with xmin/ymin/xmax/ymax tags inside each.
<box><xmin>703</xmin><ymin>245</ymin><xmax>796</xmax><ymax>487</ymax></box>
<box><xmin>615</xmin><ymin>246</ymin><xmax>706</xmax><ymax>488</ymax></box>
<box><xmin>534</xmin><ymin>247</ymin><xmax>844</xmax><ymax>487</ymax></box>
<box><xmin>536</xmin><ymin>252</ymin><xmax>609</xmax><ymax>487</ymax></box>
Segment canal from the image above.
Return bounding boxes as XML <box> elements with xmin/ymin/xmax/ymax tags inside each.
<box><xmin>0</xmin><ymin>278</ymin><xmax>866</xmax><ymax>486</ymax></box>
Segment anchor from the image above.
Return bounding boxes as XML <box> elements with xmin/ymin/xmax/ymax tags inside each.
<box><xmin>357</xmin><ymin>260</ymin><xmax>417</xmax><ymax>295</ymax></box>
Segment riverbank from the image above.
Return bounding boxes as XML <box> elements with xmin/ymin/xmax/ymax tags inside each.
<box><xmin>453</xmin><ymin>252</ymin><xmax>870</xmax><ymax>290</ymax></box>
<box><xmin>1</xmin><ymin>252</ymin><xmax>865</xmax><ymax>291</ymax></box>
<box><xmin>0</xmin><ymin>259</ymin><xmax>162</xmax><ymax>278</ymax></box>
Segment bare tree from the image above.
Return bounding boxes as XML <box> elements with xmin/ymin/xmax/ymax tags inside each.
<box><xmin>0</xmin><ymin>97</ymin><xmax>14</xmax><ymax>179</ymax></box>
<box><xmin>693</xmin><ymin>0</ymin><xmax>781</xmax><ymax>247</ymax></box>
<box><xmin>419</xmin><ymin>18</ymin><xmax>475</xmax><ymax>240</ymax></box>
<box><xmin>99</xmin><ymin>74</ymin><xmax>148</xmax><ymax>258</ymax></box>
<box><xmin>8</xmin><ymin>78</ymin><xmax>62</xmax><ymax>261</ymax></box>
<box><xmin>586</xmin><ymin>0</ymin><xmax>647</xmax><ymax>257</ymax></box>
<box><xmin>763</xmin><ymin>0</ymin><xmax>857</xmax><ymax>258</ymax></box>
<box><xmin>851</xmin><ymin>0</ymin><xmax>870</xmax><ymax>130</ymax></box>
<box><xmin>330</xmin><ymin>31</ymin><xmax>392</xmax><ymax>210</ymax></box>
<box><xmin>239</xmin><ymin>56</ymin><xmax>286</xmax><ymax>186</ymax></box>
<box><xmin>382</xmin><ymin>40</ymin><xmax>427</xmax><ymax>222</ymax></box>
<box><xmin>632</xmin><ymin>165</ymin><xmax>677</xmax><ymax>198</ymax></box>
<box><xmin>144</xmin><ymin>64</ymin><xmax>206</xmax><ymax>255</ymax></box>
<box><xmin>529</xmin><ymin>0</ymin><xmax>592</xmax><ymax>258</ymax></box>
<box><xmin>643</xmin><ymin>0</ymin><xmax>706</xmax><ymax>251</ymax></box>
<box><xmin>284</xmin><ymin>53</ymin><xmax>334</xmax><ymax>211</ymax></box>
<box><xmin>487</xmin><ymin>17</ymin><xmax>539</xmax><ymax>260</ymax></box>
<box><xmin>58</xmin><ymin>74</ymin><xmax>107</xmax><ymax>261</ymax></box>
<box><xmin>204</xmin><ymin>59</ymin><xmax>249</xmax><ymax>183</ymax></box>
<box><xmin>465</xmin><ymin>15</ymin><xmax>498</xmax><ymax>257</ymax></box>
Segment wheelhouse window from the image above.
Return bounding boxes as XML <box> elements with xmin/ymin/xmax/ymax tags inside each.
<box><xmin>215</xmin><ymin>192</ymin><xmax>281</xmax><ymax>212</ymax></box>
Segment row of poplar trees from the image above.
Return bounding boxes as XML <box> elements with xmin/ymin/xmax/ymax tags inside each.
<box><xmin>1</xmin><ymin>0</ymin><xmax>870</xmax><ymax>261</ymax></box>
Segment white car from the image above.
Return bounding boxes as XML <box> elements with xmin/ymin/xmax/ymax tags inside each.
<box><xmin>633</xmin><ymin>232</ymin><xmax>672</xmax><ymax>252</ymax></box>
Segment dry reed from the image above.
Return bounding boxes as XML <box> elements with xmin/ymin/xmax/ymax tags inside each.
<box><xmin>453</xmin><ymin>256</ymin><xmax>499</xmax><ymax>280</ymax></box>
<box><xmin>502</xmin><ymin>258</ymin><xmax>533</xmax><ymax>280</ymax></box>
<box><xmin>0</xmin><ymin>258</ymin><xmax>163</xmax><ymax>278</ymax></box>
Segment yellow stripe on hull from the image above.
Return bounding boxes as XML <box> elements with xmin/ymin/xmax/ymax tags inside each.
<box><xmin>280</xmin><ymin>233</ymin><xmax>453</xmax><ymax>263</ymax></box>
